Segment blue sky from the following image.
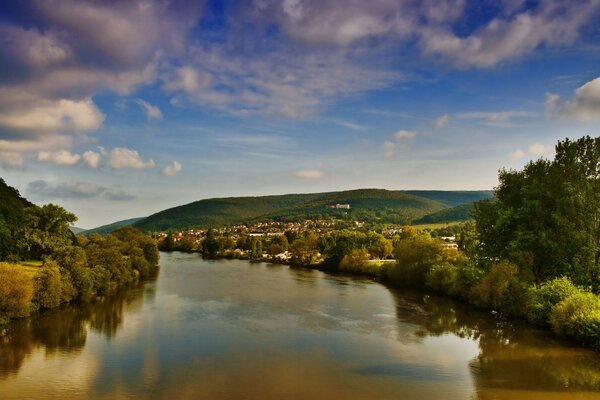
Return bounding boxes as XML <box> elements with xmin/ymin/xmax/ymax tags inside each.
<box><xmin>0</xmin><ymin>0</ymin><xmax>599</xmax><ymax>228</ymax></box>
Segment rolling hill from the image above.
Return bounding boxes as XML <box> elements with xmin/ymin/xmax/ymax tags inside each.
<box><xmin>133</xmin><ymin>189</ymin><xmax>493</xmax><ymax>231</ymax></box>
<box><xmin>83</xmin><ymin>217</ymin><xmax>145</xmax><ymax>236</ymax></box>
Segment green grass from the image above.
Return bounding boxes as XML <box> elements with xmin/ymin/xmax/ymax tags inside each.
<box><xmin>412</xmin><ymin>222</ymin><xmax>462</xmax><ymax>230</ymax></box>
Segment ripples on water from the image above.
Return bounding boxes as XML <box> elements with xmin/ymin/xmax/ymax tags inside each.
<box><xmin>1</xmin><ymin>252</ymin><xmax>600</xmax><ymax>399</ymax></box>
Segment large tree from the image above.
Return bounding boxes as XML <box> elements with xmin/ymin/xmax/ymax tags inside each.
<box><xmin>474</xmin><ymin>136</ymin><xmax>600</xmax><ymax>287</ymax></box>
<box><xmin>19</xmin><ymin>204</ymin><xmax>77</xmax><ymax>260</ymax></box>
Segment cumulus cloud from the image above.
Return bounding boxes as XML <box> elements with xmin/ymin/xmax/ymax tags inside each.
<box><xmin>82</xmin><ymin>150</ymin><xmax>102</xmax><ymax>168</ymax></box>
<box><xmin>294</xmin><ymin>169</ymin><xmax>324</xmax><ymax>179</ymax></box>
<box><xmin>0</xmin><ymin>0</ymin><xmax>202</xmax><ymax>153</ymax></box>
<box><xmin>242</xmin><ymin>0</ymin><xmax>600</xmax><ymax>68</ymax></box>
<box><xmin>509</xmin><ymin>142</ymin><xmax>553</xmax><ymax>161</ymax></box>
<box><xmin>163</xmin><ymin>160</ymin><xmax>183</xmax><ymax>177</ymax></box>
<box><xmin>135</xmin><ymin>99</ymin><xmax>163</xmax><ymax>120</ymax></box>
<box><xmin>0</xmin><ymin>97</ymin><xmax>104</xmax><ymax>135</ymax></box>
<box><xmin>37</xmin><ymin>150</ymin><xmax>81</xmax><ymax>166</ymax></box>
<box><xmin>108</xmin><ymin>147</ymin><xmax>155</xmax><ymax>170</ymax></box>
<box><xmin>508</xmin><ymin>148</ymin><xmax>527</xmax><ymax>161</ymax></box>
<box><xmin>434</xmin><ymin>114</ymin><xmax>449</xmax><ymax>128</ymax></box>
<box><xmin>546</xmin><ymin>77</ymin><xmax>600</xmax><ymax>121</ymax></box>
<box><xmin>27</xmin><ymin>180</ymin><xmax>135</xmax><ymax>201</ymax></box>
<box><xmin>0</xmin><ymin>152</ymin><xmax>24</xmax><ymax>169</ymax></box>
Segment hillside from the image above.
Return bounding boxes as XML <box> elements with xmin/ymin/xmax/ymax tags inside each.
<box><xmin>413</xmin><ymin>202</ymin><xmax>476</xmax><ymax>224</ymax></box>
<box><xmin>0</xmin><ymin>178</ymin><xmax>33</xmax><ymax>258</ymax></box>
<box><xmin>134</xmin><ymin>189</ymin><xmax>491</xmax><ymax>231</ymax></box>
<box><xmin>403</xmin><ymin>190</ymin><xmax>493</xmax><ymax>207</ymax></box>
<box><xmin>83</xmin><ymin>217</ymin><xmax>145</xmax><ymax>236</ymax></box>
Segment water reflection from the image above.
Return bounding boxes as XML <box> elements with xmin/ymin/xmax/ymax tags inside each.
<box><xmin>386</xmin><ymin>288</ymin><xmax>600</xmax><ymax>396</ymax></box>
<box><xmin>0</xmin><ymin>275</ymin><xmax>156</xmax><ymax>378</ymax></box>
<box><xmin>1</xmin><ymin>255</ymin><xmax>600</xmax><ymax>399</ymax></box>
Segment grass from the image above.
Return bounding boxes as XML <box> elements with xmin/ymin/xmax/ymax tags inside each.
<box><xmin>412</xmin><ymin>222</ymin><xmax>462</xmax><ymax>230</ymax></box>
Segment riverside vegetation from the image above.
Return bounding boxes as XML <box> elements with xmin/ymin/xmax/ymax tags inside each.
<box><xmin>157</xmin><ymin>135</ymin><xmax>600</xmax><ymax>349</ymax></box>
<box><xmin>2</xmin><ymin>135</ymin><xmax>600</xmax><ymax>349</ymax></box>
<box><xmin>0</xmin><ymin>189</ymin><xmax>159</xmax><ymax>324</ymax></box>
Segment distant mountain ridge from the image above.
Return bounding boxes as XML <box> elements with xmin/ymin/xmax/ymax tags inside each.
<box><xmin>130</xmin><ymin>189</ymin><xmax>493</xmax><ymax>231</ymax></box>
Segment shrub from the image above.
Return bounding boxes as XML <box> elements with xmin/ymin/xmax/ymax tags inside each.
<box><xmin>470</xmin><ymin>260</ymin><xmax>528</xmax><ymax>317</ymax></box>
<box><xmin>33</xmin><ymin>261</ymin><xmax>63</xmax><ymax>309</ymax></box>
<box><xmin>426</xmin><ymin>263</ymin><xmax>458</xmax><ymax>295</ymax></box>
<box><xmin>339</xmin><ymin>249</ymin><xmax>371</xmax><ymax>272</ymax></box>
<box><xmin>551</xmin><ymin>292</ymin><xmax>600</xmax><ymax>348</ymax></box>
<box><xmin>527</xmin><ymin>277</ymin><xmax>580</xmax><ymax>326</ymax></box>
<box><xmin>427</xmin><ymin>261</ymin><xmax>485</xmax><ymax>299</ymax></box>
<box><xmin>0</xmin><ymin>263</ymin><xmax>34</xmax><ymax>320</ymax></box>
<box><xmin>388</xmin><ymin>237</ymin><xmax>444</xmax><ymax>286</ymax></box>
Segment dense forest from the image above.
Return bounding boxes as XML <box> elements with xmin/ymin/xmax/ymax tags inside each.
<box><xmin>0</xmin><ymin>181</ymin><xmax>159</xmax><ymax>324</ymax></box>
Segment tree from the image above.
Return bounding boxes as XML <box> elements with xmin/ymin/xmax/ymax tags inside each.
<box><xmin>474</xmin><ymin>136</ymin><xmax>600</xmax><ymax>287</ymax></box>
<box><xmin>202</xmin><ymin>229</ymin><xmax>222</xmax><ymax>258</ymax></box>
<box><xmin>19</xmin><ymin>204</ymin><xmax>77</xmax><ymax>260</ymax></box>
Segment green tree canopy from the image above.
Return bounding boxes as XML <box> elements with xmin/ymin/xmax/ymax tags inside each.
<box><xmin>474</xmin><ymin>135</ymin><xmax>600</xmax><ymax>287</ymax></box>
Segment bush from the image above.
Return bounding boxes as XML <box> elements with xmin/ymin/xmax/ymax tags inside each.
<box><xmin>426</xmin><ymin>261</ymin><xmax>485</xmax><ymax>299</ymax></box>
<box><xmin>426</xmin><ymin>263</ymin><xmax>458</xmax><ymax>295</ymax></box>
<box><xmin>388</xmin><ymin>237</ymin><xmax>444</xmax><ymax>286</ymax></box>
<box><xmin>0</xmin><ymin>263</ymin><xmax>34</xmax><ymax>320</ymax></box>
<box><xmin>33</xmin><ymin>261</ymin><xmax>63</xmax><ymax>309</ymax></box>
<box><xmin>527</xmin><ymin>277</ymin><xmax>580</xmax><ymax>326</ymax></box>
<box><xmin>551</xmin><ymin>292</ymin><xmax>600</xmax><ymax>348</ymax></box>
<box><xmin>470</xmin><ymin>260</ymin><xmax>528</xmax><ymax>317</ymax></box>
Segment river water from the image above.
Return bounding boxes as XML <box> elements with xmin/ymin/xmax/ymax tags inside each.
<box><xmin>1</xmin><ymin>252</ymin><xmax>600</xmax><ymax>399</ymax></box>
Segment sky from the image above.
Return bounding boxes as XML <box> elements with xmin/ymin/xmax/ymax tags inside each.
<box><xmin>0</xmin><ymin>0</ymin><xmax>599</xmax><ymax>228</ymax></box>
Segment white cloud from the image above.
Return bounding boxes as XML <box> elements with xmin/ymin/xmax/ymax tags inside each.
<box><xmin>546</xmin><ymin>76</ymin><xmax>600</xmax><ymax>121</ymax></box>
<box><xmin>82</xmin><ymin>150</ymin><xmax>102</xmax><ymax>168</ymax></box>
<box><xmin>382</xmin><ymin>141</ymin><xmax>397</xmax><ymax>158</ymax></box>
<box><xmin>508</xmin><ymin>148</ymin><xmax>526</xmax><ymax>161</ymax></box>
<box><xmin>163</xmin><ymin>66</ymin><xmax>210</xmax><ymax>94</ymax></box>
<box><xmin>135</xmin><ymin>99</ymin><xmax>163</xmax><ymax>120</ymax></box>
<box><xmin>419</xmin><ymin>1</ymin><xmax>599</xmax><ymax>68</ymax></box>
<box><xmin>509</xmin><ymin>142</ymin><xmax>553</xmax><ymax>161</ymax></box>
<box><xmin>393</xmin><ymin>130</ymin><xmax>416</xmax><ymax>140</ymax></box>
<box><xmin>165</xmin><ymin>46</ymin><xmax>401</xmax><ymax>117</ymax></box>
<box><xmin>163</xmin><ymin>160</ymin><xmax>183</xmax><ymax>177</ymax></box>
<box><xmin>107</xmin><ymin>147</ymin><xmax>155</xmax><ymax>170</ymax></box>
<box><xmin>37</xmin><ymin>150</ymin><xmax>81</xmax><ymax>166</ymax></box>
<box><xmin>434</xmin><ymin>114</ymin><xmax>449</xmax><ymax>128</ymax></box>
<box><xmin>0</xmin><ymin>97</ymin><xmax>104</xmax><ymax>134</ymax></box>
<box><xmin>294</xmin><ymin>169</ymin><xmax>324</xmax><ymax>179</ymax></box>
<box><xmin>0</xmin><ymin>152</ymin><xmax>24</xmax><ymax>169</ymax></box>
<box><xmin>528</xmin><ymin>142</ymin><xmax>553</xmax><ymax>156</ymax></box>
<box><xmin>456</xmin><ymin>110</ymin><xmax>538</xmax><ymax>127</ymax></box>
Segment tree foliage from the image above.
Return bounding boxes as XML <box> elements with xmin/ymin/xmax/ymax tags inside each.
<box><xmin>474</xmin><ymin>136</ymin><xmax>600</xmax><ymax>287</ymax></box>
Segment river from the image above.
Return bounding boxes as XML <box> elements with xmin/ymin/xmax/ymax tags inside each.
<box><xmin>1</xmin><ymin>252</ymin><xmax>600</xmax><ymax>399</ymax></box>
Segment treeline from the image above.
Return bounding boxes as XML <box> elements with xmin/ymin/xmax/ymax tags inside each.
<box><xmin>0</xmin><ymin>196</ymin><xmax>159</xmax><ymax>324</ymax></box>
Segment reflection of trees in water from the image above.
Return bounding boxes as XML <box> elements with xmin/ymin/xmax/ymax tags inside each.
<box><xmin>388</xmin><ymin>287</ymin><xmax>600</xmax><ymax>393</ymax></box>
<box><xmin>0</xmin><ymin>276</ymin><xmax>156</xmax><ymax>377</ymax></box>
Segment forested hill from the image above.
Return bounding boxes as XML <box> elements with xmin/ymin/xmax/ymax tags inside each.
<box><xmin>0</xmin><ymin>179</ymin><xmax>33</xmax><ymax>259</ymax></box>
<box><xmin>134</xmin><ymin>189</ymin><xmax>492</xmax><ymax>231</ymax></box>
<box><xmin>83</xmin><ymin>217</ymin><xmax>144</xmax><ymax>236</ymax></box>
